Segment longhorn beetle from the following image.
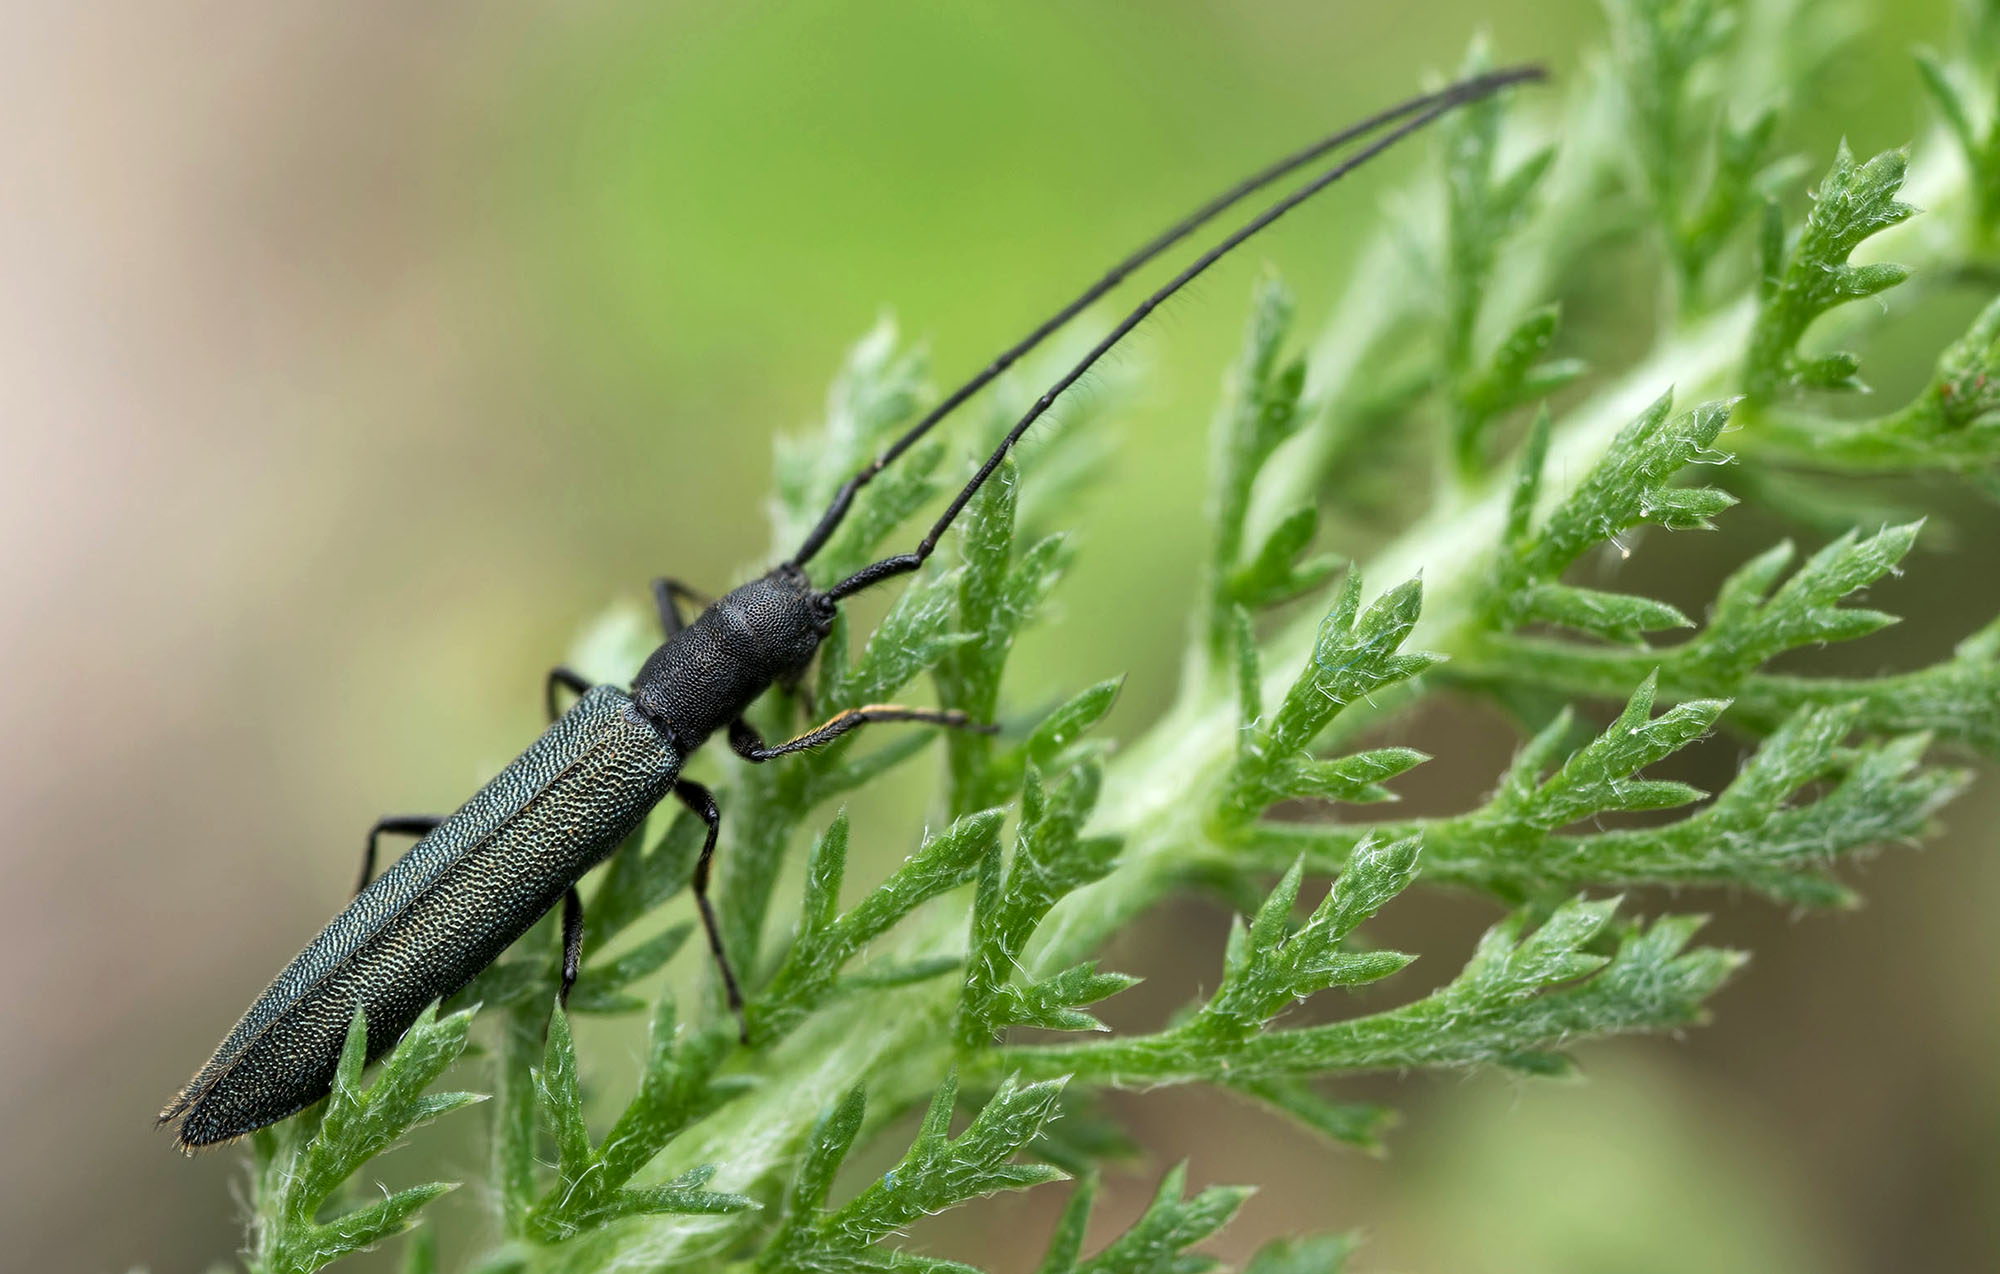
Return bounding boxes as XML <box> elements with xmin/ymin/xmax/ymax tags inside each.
<box><xmin>162</xmin><ymin>65</ymin><xmax>1544</xmax><ymax>1151</ymax></box>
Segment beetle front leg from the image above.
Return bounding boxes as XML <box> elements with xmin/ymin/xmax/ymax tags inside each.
<box><xmin>673</xmin><ymin>778</ymin><xmax>746</xmax><ymax>1041</ymax></box>
<box><xmin>728</xmin><ymin>717</ymin><xmax>769</xmax><ymax>760</ymax></box>
<box><xmin>729</xmin><ymin>705</ymin><xmax>995</xmax><ymax>762</ymax></box>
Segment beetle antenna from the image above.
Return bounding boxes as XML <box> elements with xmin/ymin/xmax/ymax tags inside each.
<box><xmin>788</xmin><ymin>65</ymin><xmax>1545</xmax><ymax>573</ymax></box>
<box><xmin>822</xmin><ymin>63</ymin><xmax>1546</xmax><ymax>602</ymax></box>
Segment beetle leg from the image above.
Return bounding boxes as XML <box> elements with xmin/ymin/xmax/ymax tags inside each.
<box><xmin>730</xmin><ymin>704</ymin><xmax>996</xmax><ymax>762</ymax></box>
<box><xmin>356</xmin><ymin>815</ymin><xmax>443</xmax><ymax>895</ymax></box>
<box><xmin>558</xmin><ymin>886</ymin><xmax>585</xmax><ymax>1008</ymax></box>
<box><xmin>673</xmin><ymin>778</ymin><xmax>746</xmax><ymax>1041</ymax></box>
<box><xmin>651</xmin><ymin>578</ymin><xmax>709</xmax><ymax>638</ymax></box>
<box><xmin>727</xmin><ymin>717</ymin><xmax>769</xmax><ymax>760</ymax></box>
<box><xmin>545</xmin><ymin>665</ymin><xmax>592</xmax><ymax>722</ymax></box>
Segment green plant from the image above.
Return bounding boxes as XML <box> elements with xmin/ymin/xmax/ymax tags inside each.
<box><xmin>226</xmin><ymin>2</ymin><xmax>2000</xmax><ymax>1270</ymax></box>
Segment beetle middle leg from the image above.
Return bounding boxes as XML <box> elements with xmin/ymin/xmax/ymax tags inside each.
<box><xmin>729</xmin><ymin>705</ymin><xmax>995</xmax><ymax>762</ymax></box>
<box><xmin>544</xmin><ymin>666</ymin><xmax>592</xmax><ymax>722</ymax></box>
<box><xmin>672</xmin><ymin>778</ymin><xmax>746</xmax><ymax>1040</ymax></box>
<box><xmin>356</xmin><ymin>815</ymin><xmax>444</xmax><ymax>895</ymax></box>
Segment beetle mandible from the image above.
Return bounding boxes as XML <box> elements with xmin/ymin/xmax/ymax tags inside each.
<box><xmin>161</xmin><ymin>66</ymin><xmax>1543</xmax><ymax>1152</ymax></box>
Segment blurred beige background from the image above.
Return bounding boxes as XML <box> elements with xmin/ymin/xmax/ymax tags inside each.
<box><xmin>1</xmin><ymin>2</ymin><xmax>1993</xmax><ymax>1271</ymax></box>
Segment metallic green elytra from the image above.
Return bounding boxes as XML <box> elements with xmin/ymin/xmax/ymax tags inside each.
<box><xmin>162</xmin><ymin>688</ymin><xmax>680</xmax><ymax>1150</ymax></box>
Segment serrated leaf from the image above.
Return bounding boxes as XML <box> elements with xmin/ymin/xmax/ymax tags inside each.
<box><xmin>1024</xmin><ymin>677</ymin><xmax>1124</xmax><ymax>770</ymax></box>
<box><xmin>830</xmin><ymin>566</ymin><xmax>972</xmax><ymax>709</ymax></box>
<box><xmin>536</xmin><ymin>1005</ymin><xmax>592</xmax><ymax>1194</ymax></box>
<box><xmin>1439</xmin><ymin>47</ymin><xmax>1559</xmax><ymax>478</ymax></box>
<box><xmin>960</xmin><ymin>759</ymin><xmax>1121</xmax><ymax>1044</ymax></box>
<box><xmin>997</xmin><ymin>903</ymin><xmax>1741</xmax><ymax>1088</ymax></box>
<box><xmin>1518</xmin><ymin>582</ymin><xmax>1694</xmax><ymax>644</ymax></box>
<box><xmin>1037</xmin><ymin>1175</ymin><xmax>1098</xmax><ymax>1274</ymax></box>
<box><xmin>1457</xmin><ymin>305</ymin><xmax>1585</xmax><ymax>449</ymax></box>
<box><xmin>580</xmin><ymin>808</ymin><xmax>704</xmax><ymax>953</ymax></box>
<box><xmin>1197</xmin><ymin>836</ymin><xmax>1421</xmax><ymax>1039</ymax></box>
<box><xmin>1220</xmin><ymin>574</ymin><xmax>1440</xmax><ymax>823</ymax></box>
<box><xmin>1229</xmin><ymin>1075</ymin><xmax>1397</xmax><ymax>1153</ymax></box>
<box><xmin>1746</xmin><ymin>143</ymin><xmax>1916</xmax><ymax>400</ymax></box>
<box><xmin>1489</xmin><ymin>391</ymin><xmax>1738</xmax><ymax>630</ymax></box>
<box><xmin>1757</xmin><ymin>293</ymin><xmax>2000</xmax><ymax>484</ymax></box>
<box><xmin>1270</xmin><ymin>746</ymin><xmax>1430</xmax><ymax>804</ymax></box>
<box><xmin>1076</xmin><ymin>1164</ymin><xmax>1248</xmax><ymax>1274</ymax></box>
<box><xmin>762</xmin><ymin>1077</ymin><xmax>1068</xmax><ymax>1272</ymax></box>
<box><xmin>1207</xmin><ymin>274</ymin><xmax>1314</xmax><ymax>652</ymax></box>
<box><xmin>761</xmin><ymin>1087</ymin><xmax>867</xmax><ymax>1269</ymax></box>
<box><xmin>525</xmin><ymin>979</ymin><xmax>739</xmax><ymax>1239</ymax></box>
<box><xmin>293</xmin><ymin>1183</ymin><xmax>456</xmax><ymax>1271</ymax></box>
<box><xmin>543</xmin><ymin>1167</ymin><xmax>755</xmax><ymax>1232</ymax></box>
<box><xmin>991</xmin><ymin>961</ymin><xmax>1142</xmax><ymax>1032</ymax></box>
<box><xmin>754</xmin><ymin>808</ymin><xmax>1000</xmax><ymax>1045</ymax></box>
<box><xmin>1227</xmin><ymin>504</ymin><xmax>1344</xmax><ymax>611</ymax></box>
<box><xmin>1683</xmin><ymin>523</ymin><xmax>1917</xmax><ymax>684</ymax></box>
<box><xmin>937</xmin><ymin>452</ymin><xmax>1075</xmax><ymax>816</ymax></box>
<box><xmin>251</xmin><ymin>1007</ymin><xmax>479</xmax><ymax>1274</ymax></box>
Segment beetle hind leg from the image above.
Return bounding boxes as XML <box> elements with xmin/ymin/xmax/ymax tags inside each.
<box><xmin>672</xmin><ymin>779</ymin><xmax>747</xmax><ymax>1042</ymax></box>
<box><xmin>558</xmin><ymin>886</ymin><xmax>585</xmax><ymax>1008</ymax></box>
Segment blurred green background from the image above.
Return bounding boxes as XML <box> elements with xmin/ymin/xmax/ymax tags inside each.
<box><xmin>1</xmin><ymin>2</ymin><xmax>1993</xmax><ymax>1270</ymax></box>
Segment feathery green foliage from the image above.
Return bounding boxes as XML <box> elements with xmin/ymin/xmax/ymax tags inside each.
<box><xmin>757</xmin><ymin>1074</ymin><xmax>1067</xmax><ymax>1273</ymax></box>
<box><xmin>207</xmin><ymin>3</ymin><xmax>1999</xmax><ymax>1271</ymax></box>
<box><xmin>1437</xmin><ymin>44</ymin><xmax>1570</xmax><ymax>479</ymax></box>
<box><xmin>244</xmin><ymin>1009</ymin><xmax>480</xmax><ymax>1274</ymax></box>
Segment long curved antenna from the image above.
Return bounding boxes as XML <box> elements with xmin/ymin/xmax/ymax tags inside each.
<box><xmin>823</xmin><ymin>64</ymin><xmax>1545</xmax><ymax>602</ymax></box>
<box><xmin>787</xmin><ymin>65</ymin><xmax>1545</xmax><ymax>572</ymax></box>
